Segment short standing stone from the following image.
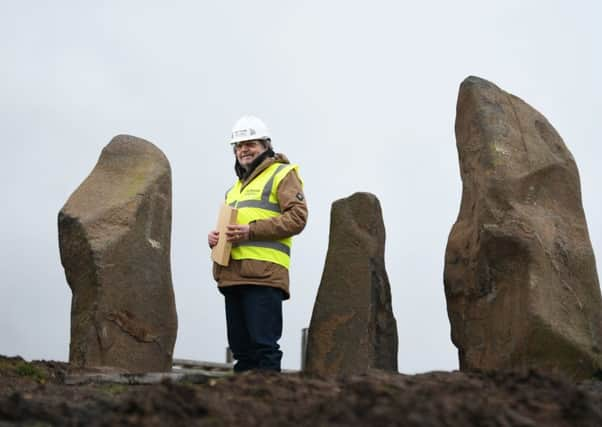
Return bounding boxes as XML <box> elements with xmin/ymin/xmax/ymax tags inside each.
<box><xmin>306</xmin><ymin>192</ymin><xmax>398</xmax><ymax>376</ymax></box>
<box><xmin>444</xmin><ymin>76</ymin><xmax>602</xmax><ymax>380</ymax></box>
<box><xmin>59</xmin><ymin>135</ymin><xmax>177</xmax><ymax>373</ymax></box>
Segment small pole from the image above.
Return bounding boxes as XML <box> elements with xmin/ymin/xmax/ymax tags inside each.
<box><xmin>301</xmin><ymin>327</ymin><xmax>309</xmax><ymax>371</ymax></box>
<box><xmin>226</xmin><ymin>347</ymin><xmax>233</xmax><ymax>363</ymax></box>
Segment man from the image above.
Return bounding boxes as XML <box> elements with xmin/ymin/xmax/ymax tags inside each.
<box><xmin>208</xmin><ymin>114</ymin><xmax>308</xmax><ymax>372</ymax></box>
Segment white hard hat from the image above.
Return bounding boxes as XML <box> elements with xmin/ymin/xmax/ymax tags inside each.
<box><xmin>230</xmin><ymin>115</ymin><xmax>271</xmax><ymax>145</ymax></box>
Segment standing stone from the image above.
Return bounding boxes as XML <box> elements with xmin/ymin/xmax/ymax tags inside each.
<box><xmin>445</xmin><ymin>76</ymin><xmax>602</xmax><ymax>380</ymax></box>
<box><xmin>306</xmin><ymin>192</ymin><xmax>398</xmax><ymax>376</ymax></box>
<box><xmin>59</xmin><ymin>135</ymin><xmax>177</xmax><ymax>373</ymax></box>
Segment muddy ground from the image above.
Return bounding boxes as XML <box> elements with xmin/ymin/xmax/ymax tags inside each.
<box><xmin>1</xmin><ymin>355</ymin><xmax>602</xmax><ymax>426</ymax></box>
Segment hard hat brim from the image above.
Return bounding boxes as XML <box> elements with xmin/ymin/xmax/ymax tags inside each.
<box><xmin>229</xmin><ymin>135</ymin><xmax>270</xmax><ymax>145</ymax></box>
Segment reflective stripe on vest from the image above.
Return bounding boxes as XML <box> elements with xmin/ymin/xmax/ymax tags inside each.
<box><xmin>234</xmin><ymin>240</ymin><xmax>291</xmax><ymax>256</ymax></box>
<box><xmin>225</xmin><ymin>162</ymin><xmax>299</xmax><ymax>269</ymax></box>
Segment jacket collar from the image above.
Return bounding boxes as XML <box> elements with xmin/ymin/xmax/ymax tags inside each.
<box><xmin>240</xmin><ymin>153</ymin><xmax>290</xmax><ymax>188</ymax></box>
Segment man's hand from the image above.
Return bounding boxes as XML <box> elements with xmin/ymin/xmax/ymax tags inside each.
<box><xmin>226</xmin><ymin>224</ymin><xmax>250</xmax><ymax>242</ymax></box>
<box><xmin>208</xmin><ymin>230</ymin><xmax>219</xmax><ymax>248</ymax></box>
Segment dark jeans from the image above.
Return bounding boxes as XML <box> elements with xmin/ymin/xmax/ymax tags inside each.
<box><xmin>221</xmin><ymin>285</ymin><xmax>284</xmax><ymax>372</ymax></box>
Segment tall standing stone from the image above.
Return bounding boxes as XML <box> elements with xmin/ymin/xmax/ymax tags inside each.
<box><xmin>59</xmin><ymin>135</ymin><xmax>177</xmax><ymax>373</ymax></box>
<box><xmin>306</xmin><ymin>192</ymin><xmax>398</xmax><ymax>376</ymax></box>
<box><xmin>445</xmin><ymin>76</ymin><xmax>602</xmax><ymax>380</ymax></box>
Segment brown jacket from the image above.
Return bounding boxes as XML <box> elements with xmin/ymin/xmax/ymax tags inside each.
<box><xmin>212</xmin><ymin>153</ymin><xmax>308</xmax><ymax>299</ymax></box>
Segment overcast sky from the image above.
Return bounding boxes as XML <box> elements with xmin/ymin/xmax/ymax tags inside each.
<box><xmin>1</xmin><ymin>1</ymin><xmax>600</xmax><ymax>372</ymax></box>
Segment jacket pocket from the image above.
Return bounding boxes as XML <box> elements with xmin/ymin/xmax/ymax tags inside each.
<box><xmin>239</xmin><ymin>260</ymin><xmax>272</xmax><ymax>279</ymax></box>
<box><xmin>212</xmin><ymin>263</ymin><xmax>221</xmax><ymax>281</ymax></box>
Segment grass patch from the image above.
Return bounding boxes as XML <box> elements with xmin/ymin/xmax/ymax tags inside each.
<box><xmin>0</xmin><ymin>360</ymin><xmax>14</xmax><ymax>371</ymax></box>
<box><xmin>15</xmin><ymin>361</ymin><xmax>47</xmax><ymax>383</ymax></box>
<box><xmin>99</xmin><ymin>384</ymin><xmax>129</xmax><ymax>396</ymax></box>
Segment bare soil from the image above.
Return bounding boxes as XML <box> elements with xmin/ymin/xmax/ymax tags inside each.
<box><xmin>1</xmin><ymin>355</ymin><xmax>602</xmax><ymax>426</ymax></box>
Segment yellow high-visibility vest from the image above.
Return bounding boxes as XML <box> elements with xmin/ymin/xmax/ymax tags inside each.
<box><xmin>226</xmin><ymin>162</ymin><xmax>301</xmax><ymax>269</ymax></box>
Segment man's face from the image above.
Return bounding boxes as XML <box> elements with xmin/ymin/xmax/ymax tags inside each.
<box><xmin>234</xmin><ymin>140</ymin><xmax>267</xmax><ymax>168</ymax></box>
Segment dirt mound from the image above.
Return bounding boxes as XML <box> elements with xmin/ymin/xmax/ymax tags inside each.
<box><xmin>1</xmin><ymin>356</ymin><xmax>601</xmax><ymax>426</ymax></box>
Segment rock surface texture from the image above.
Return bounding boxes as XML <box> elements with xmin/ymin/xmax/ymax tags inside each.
<box><xmin>306</xmin><ymin>192</ymin><xmax>398</xmax><ymax>376</ymax></box>
<box><xmin>445</xmin><ymin>76</ymin><xmax>602</xmax><ymax>380</ymax></box>
<box><xmin>59</xmin><ymin>135</ymin><xmax>177</xmax><ymax>373</ymax></box>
